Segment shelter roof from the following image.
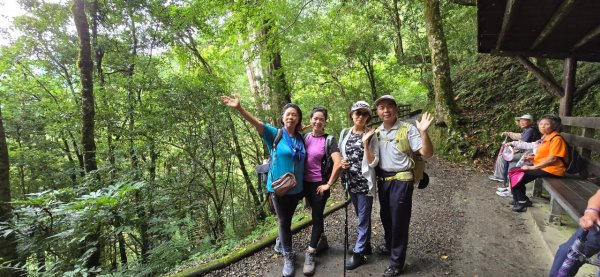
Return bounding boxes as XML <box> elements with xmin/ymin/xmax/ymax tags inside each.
<box><xmin>478</xmin><ymin>0</ymin><xmax>600</xmax><ymax>62</ymax></box>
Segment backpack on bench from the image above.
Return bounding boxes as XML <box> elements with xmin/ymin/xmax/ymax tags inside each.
<box><xmin>563</xmin><ymin>142</ymin><xmax>587</xmax><ymax>175</ymax></box>
<box><xmin>551</xmin><ymin>134</ymin><xmax>587</xmax><ymax>176</ymax></box>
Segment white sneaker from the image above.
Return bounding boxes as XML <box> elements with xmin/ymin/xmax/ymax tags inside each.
<box><xmin>497</xmin><ymin>187</ymin><xmax>509</xmax><ymax>192</ymax></box>
<box><xmin>488</xmin><ymin>175</ymin><xmax>504</xmax><ymax>182</ymax></box>
<box><xmin>496</xmin><ymin>190</ymin><xmax>512</xmax><ymax>197</ymax></box>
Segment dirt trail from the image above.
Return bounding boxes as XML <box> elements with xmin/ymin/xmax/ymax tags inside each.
<box><xmin>204</xmin><ymin>157</ymin><xmax>552</xmax><ymax>276</ymax></box>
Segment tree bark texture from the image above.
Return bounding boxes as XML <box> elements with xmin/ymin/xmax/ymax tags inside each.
<box><xmin>262</xmin><ymin>19</ymin><xmax>291</xmax><ymax>120</ymax></box>
<box><xmin>73</xmin><ymin>0</ymin><xmax>97</xmax><ymax>174</ymax></box>
<box><xmin>241</xmin><ymin>34</ymin><xmax>273</xmax><ymax>124</ymax></box>
<box><xmin>392</xmin><ymin>0</ymin><xmax>404</xmax><ymax>61</ymax></box>
<box><xmin>424</xmin><ymin>0</ymin><xmax>455</xmax><ymax>127</ymax></box>
<box><xmin>73</xmin><ymin>0</ymin><xmax>101</xmax><ymax>270</ymax></box>
<box><xmin>0</xmin><ymin>108</ymin><xmax>19</xmax><ymax>277</ymax></box>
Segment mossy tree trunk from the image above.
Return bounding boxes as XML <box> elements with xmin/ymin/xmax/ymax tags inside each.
<box><xmin>424</xmin><ymin>0</ymin><xmax>456</xmax><ymax>127</ymax></box>
<box><xmin>73</xmin><ymin>0</ymin><xmax>101</xmax><ymax>270</ymax></box>
<box><xmin>0</xmin><ymin>107</ymin><xmax>19</xmax><ymax>276</ymax></box>
<box><xmin>262</xmin><ymin>18</ymin><xmax>291</xmax><ymax>122</ymax></box>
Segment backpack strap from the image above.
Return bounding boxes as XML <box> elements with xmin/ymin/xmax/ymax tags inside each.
<box><xmin>549</xmin><ymin>133</ymin><xmax>570</xmax><ymax>164</ymax></box>
<box><xmin>377</xmin><ymin>122</ymin><xmax>411</xmax><ymax>153</ymax></box>
<box><xmin>340</xmin><ymin>128</ymin><xmax>349</xmax><ymax>143</ymax></box>
<box><xmin>394</xmin><ymin>121</ymin><xmax>411</xmax><ymax>154</ymax></box>
<box><xmin>325</xmin><ymin>134</ymin><xmax>334</xmax><ymax>156</ymax></box>
<box><xmin>269</xmin><ymin>128</ymin><xmax>298</xmax><ymax>182</ymax></box>
<box><xmin>272</xmin><ymin>128</ymin><xmax>283</xmax><ymax>151</ymax></box>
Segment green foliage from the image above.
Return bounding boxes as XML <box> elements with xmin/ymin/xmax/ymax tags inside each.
<box><xmin>4</xmin><ymin>181</ymin><xmax>145</xmax><ymax>275</ymax></box>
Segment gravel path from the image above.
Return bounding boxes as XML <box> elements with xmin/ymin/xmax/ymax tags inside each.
<box><xmin>202</xmin><ymin>156</ymin><xmax>551</xmax><ymax>276</ymax></box>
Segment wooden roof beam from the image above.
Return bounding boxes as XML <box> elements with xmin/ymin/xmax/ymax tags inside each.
<box><xmin>530</xmin><ymin>0</ymin><xmax>577</xmax><ymax>50</ymax></box>
<box><xmin>515</xmin><ymin>56</ymin><xmax>564</xmax><ymax>98</ymax></box>
<box><xmin>575</xmin><ymin>75</ymin><xmax>600</xmax><ymax>97</ymax></box>
<box><xmin>495</xmin><ymin>0</ymin><xmax>517</xmax><ymax>49</ymax></box>
<box><xmin>572</xmin><ymin>24</ymin><xmax>600</xmax><ymax>51</ymax></box>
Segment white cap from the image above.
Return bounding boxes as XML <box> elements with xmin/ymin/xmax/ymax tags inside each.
<box><xmin>351</xmin><ymin>101</ymin><xmax>371</xmax><ymax>114</ymax></box>
<box><xmin>515</xmin><ymin>114</ymin><xmax>533</xmax><ymax>121</ymax></box>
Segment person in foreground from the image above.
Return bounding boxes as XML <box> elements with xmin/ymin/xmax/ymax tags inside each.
<box><xmin>301</xmin><ymin>107</ymin><xmax>343</xmax><ymax>276</ymax></box>
<box><xmin>222</xmin><ymin>96</ymin><xmax>305</xmax><ymax>277</ymax></box>
<box><xmin>338</xmin><ymin>101</ymin><xmax>379</xmax><ymax>270</ymax></box>
<box><xmin>549</xmin><ymin>189</ymin><xmax>600</xmax><ymax>276</ymax></box>
<box><xmin>374</xmin><ymin>95</ymin><xmax>433</xmax><ymax>277</ymax></box>
<box><xmin>508</xmin><ymin>114</ymin><xmax>567</xmax><ymax>212</ymax></box>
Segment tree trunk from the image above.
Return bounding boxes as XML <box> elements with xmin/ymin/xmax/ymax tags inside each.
<box><xmin>226</xmin><ymin>112</ymin><xmax>266</xmax><ymax>220</ymax></box>
<box><xmin>73</xmin><ymin>0</ymin><xmax>101</xmax><ymax>270</ymax></box>
<box><xmin>423</xmin><ymin>0</ymin><xmax>456</xmax><ymax>127</ymax></box>
<box><xmin>124</xmin><ymin>7</ymin><xmax>150</xmax><ymax>262</ymax></box>
<box><xmin>241</xmin><ymin>34</ymin><xmax>273</xmax><ymax>124</ymax></box>
<box><xmin>73</xmin><ymin>0</ymin><xmax>97</xmax><ymax>174</ymax></box>
<box><xmin>36</xmin><ymin>250</ymin><xmax>46</xmax><ymax>273</ymax></box>
<box><xmin>392</xmin><ymin>0</ymin><xmax>404</xmax><ymax>61</ymax></box>
<box><xmin>0</xmin><ymin>107</ymin><xmax>19</xmax><ymax>277</ymax></box>
<box><xmin>262</xmin><ymin>19</ymin><xmax>290</xmax><ymax>120</ymax></box>
<box><xmin>68</xmin><ymin>131</ymin><xmax>85</xmax><ymax>176</ymax></box>
<box><xmin>360</xmin><ymin>59</ymin><xmax>378</xmax><ymax>101</ymax></box>
<box><xmin>113</xmin><ymin>215</ymin><xmax>128</xmax><ymax>265</ymax></box>
<box><xmin>15</xmin><ymin>126</ymin><xmax>26</xmax><ymax>196</ymax></box>
<box><xmin>61</xmin><ymin>136</ymin><xmax>78</xmax><ymax>185</ymax></box>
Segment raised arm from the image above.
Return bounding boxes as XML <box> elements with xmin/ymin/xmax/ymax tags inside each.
<box><xmin>362</xmin><ymin>128</ymin><xmax>377</xmax><ymax>165</ymax></box>
<box><xmin>416</xmin><ymin>112</ymin><xmax>434</xmax><ymax>158</ymax></box>
<box><xmin>221</xmin><ymin>96</ymin><xmax>264</xmax><ymax>135</ymax></box>
<box><xmin>509</xmin><ymin>140</ymin><xmax>537</xmax><ymax>150</ymax></box>
<box><xmin>502</xmin><ymin>131</ymin><xmax>522</xmax><ymax>141</ymax></box>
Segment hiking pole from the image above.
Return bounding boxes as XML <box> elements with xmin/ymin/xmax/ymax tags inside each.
<box><xmin>343</xmin><ymin>170</ymin><xmax>349</xmax><ymax>277</ymax></box>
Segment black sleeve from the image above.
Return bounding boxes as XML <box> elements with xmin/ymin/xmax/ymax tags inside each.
<box><xmin>330</xmin><ymin>137</ymin><xmax>340</xmax><ymax>154</ymax></box>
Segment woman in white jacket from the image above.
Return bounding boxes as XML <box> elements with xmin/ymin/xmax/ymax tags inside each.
<box><xmin>338</xmin><ymin>101</ymin><xmax>379</xmax><ymax>270</ymax></box>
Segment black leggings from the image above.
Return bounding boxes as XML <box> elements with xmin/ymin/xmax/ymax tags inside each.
<box><xmin>304</xmin><ymin>181</ymin><xmax>330</xmax><ymax>248</ymax></box>
<box><xmin>271</xmin><ymin>192</ymin><xmax>302</xmax><ymax>253</ymax></box>
<box><xmin>512</xmin><ymin>169</ymin><xmax>558</xmax><ymax>202</ymax></box>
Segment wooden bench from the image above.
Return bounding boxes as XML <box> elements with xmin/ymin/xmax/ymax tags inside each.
<box><xmin>540</xmin><ymin>116</ymin><xmax>600</xmax><ymax>225</ymax></box>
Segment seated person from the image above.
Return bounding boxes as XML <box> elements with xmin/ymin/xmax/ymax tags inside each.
<box><xmin>508</xmin><ymin>114</ymin><xmax>567</xmax><ymax>212</ymax></box>
<box><xmin>490</xmin><ymin>114</ymin><xmax>541</xmax><ymax>193</ymax></box>
<box><xmin>549</xmin><ymin>189</ymin><xmax>600</xmax><ymax>276</ymax></box>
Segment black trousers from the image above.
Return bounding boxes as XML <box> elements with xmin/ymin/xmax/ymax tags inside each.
<box><xmin>512</xmin><ymin>169</ymin><xmax>558</xmax><ymax>202</ymax></box>
<box><xmin>271</xmin><ymin>192</ymin><xmax>302</xmax><ymax>253</ymax></box>
<box><xmin>304</xmin><ymin>181</ymin><xmax>330</xmax><ymax>248</ymax></box>
<box><xmin>378</xmin><ymin>178</ymin><xmax>414</xmax><ymax>268</ymax></box>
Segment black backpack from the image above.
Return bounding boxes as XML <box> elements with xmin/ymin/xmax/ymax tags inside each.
<box><xmin>553</xmin><ymin>135</ymin><xmax>587</xmax><ymax>175</ymax></box>
<box><xmin>563</xmin><ymin>143</ymin><xmax>587</xmax><ymax>175</ymax></box>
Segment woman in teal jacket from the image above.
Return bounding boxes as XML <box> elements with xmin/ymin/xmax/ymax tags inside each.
<box><xmin>222</xmin><ymin>96</ymin><xmax>305</xmax><ymax>277</ymax></box>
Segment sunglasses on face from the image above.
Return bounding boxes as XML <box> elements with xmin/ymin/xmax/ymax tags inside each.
<box><xmin>355</xmin><ymin>111</ymin><xmax>370</xmax><ymax>117</ymax></box>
